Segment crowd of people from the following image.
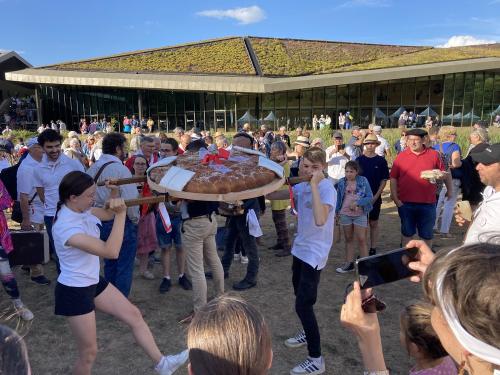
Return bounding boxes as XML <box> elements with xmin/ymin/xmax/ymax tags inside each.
<box><xmin>1</xmin><ymin>96</ymin><xmax>36</xmax><ymax>127</ymax></box>
<box><xmin>0</xmin><ymin>119</ymin><xmax>498</xmax><ymax>375</ymax></box>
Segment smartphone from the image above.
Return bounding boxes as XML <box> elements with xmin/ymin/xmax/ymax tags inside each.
<box><xmin>355</xmin><ymin>247</ymin><xmax>419</xmax><ymax>289</ymax></box>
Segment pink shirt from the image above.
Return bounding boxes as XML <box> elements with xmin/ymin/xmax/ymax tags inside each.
<box><xmin>409</xmin><ymin>356</ymin><xmax>457</xmax><ymax>375</ymax></box>
<box><xmin>340</xmin><ymin>180</ymin><xmax>363</xmax><ymax>217</ymax></box>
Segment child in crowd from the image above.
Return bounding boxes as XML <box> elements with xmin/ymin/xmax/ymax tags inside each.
<box><xmin>133</xmin><ymin>155</ymin><xmax>158</xmax><ymax>280</ymax></box>
<box><xmin>269</xmin><ymin>141</ymin><xmax>291</xmax><ymax>257</ymax></box>
<box><xmin>400</xmin><ymin>302</ymin><xmax>457</xmax><ymax>375</ymax></box>
<box><xmin>335</xmin><ymin>160</ymin><xmax>373</xmax><ymax>273</ymax></box>
<box><xmin>52</xmin><ymin>171</ymin><xmax>187</xmax><ymax>375</ymax></box>
<box><xmin>0</xmin><ymin>179</ymin><xmax>34</xmax><ymax>321</ymax></box>
<box><xmin>187</xmin><ymin>295</ymin><xmax>272</xmax><ymax>375</ymax></box>
<box><xmin>267</xmin><ymin>147</ymin><xmax>336</xmax><ymax>375</ymax></box>
<box><xmin>0</xmin><ymin>324</ymin><xmax>31</xmax><ymax>374</ymax></box>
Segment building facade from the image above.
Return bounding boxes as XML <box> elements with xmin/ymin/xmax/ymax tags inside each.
<box><xmin>7</xmin><ymin>37</ymin><xmax>500</xmax><ymax>131</ymax></box>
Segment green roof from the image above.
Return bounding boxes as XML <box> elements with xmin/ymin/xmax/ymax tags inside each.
<box><xmin>44</xmin><ymin>36</ymin><xmax>500</xmax><ymax>77</ymax></box>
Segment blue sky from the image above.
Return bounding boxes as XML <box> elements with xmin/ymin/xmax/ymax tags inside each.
<box><xmin>1</xmin><ymin>0</ymin><xmax>499</xmax><ymax>66</ymax></box>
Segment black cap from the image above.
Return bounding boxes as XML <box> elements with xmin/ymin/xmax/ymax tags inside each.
<box><xmin>471</xmin><ymin>143</ymin><xmax>500</xmax><ymax>165</ymax></box>
<box><xmin>406</xmin><ymin>128</ymin><xmax>428</xmax><ymax>137</ymax></box>
<box><xmin>0</xmin><ymin>139</ymin><xmax>12</xmax><ymax>154</ymax></box>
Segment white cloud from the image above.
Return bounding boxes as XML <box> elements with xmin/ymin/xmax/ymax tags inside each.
<box><xmin>196</xmin><ymin>5</ymin><xmax>265</xmax><ymax>25</ymax></box>
<box><xmin>436</xmin><ymin>35</ymin><xmax>497</xmax><ymax>48</ymax></box>
<box><xmin>337</xmin><ymin>0</ymin><xmax>391</xmax><ymax>8</ymax></box>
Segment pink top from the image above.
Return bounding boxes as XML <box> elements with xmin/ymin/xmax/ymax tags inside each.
<box><xmin>340</xmin><ymin>180</ymin><xmax>363</xmax><ymax>217</ymax></box>
<box><xmin>0</xmin><ymin>181</ymin><xmax>14</xmax><ymax>253</ymax></box>
<box><xmin>409</xmin><ymin>356</ymin><xmax>457</xmax><ymax>375</ymax></box>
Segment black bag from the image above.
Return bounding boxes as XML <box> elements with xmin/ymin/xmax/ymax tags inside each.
<box><xmin>11</xmin><ymin>193</ymin><xmax>38</xmax><ymax>224</ymax></box>
<box><xmin>0</xmin><ymin>162</ymin><xmax>20</xmax><ymax>201</ymax></box>
<box><xmin>8</xmin><ymin>230</ymin><xmax>50</xmax><ymax>266</ymax></box>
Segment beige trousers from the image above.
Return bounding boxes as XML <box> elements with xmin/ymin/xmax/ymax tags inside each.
<box><xmin>181</xmin><ymin>214</ymin><xmax>224</xmax><ymax>312</ymax></box>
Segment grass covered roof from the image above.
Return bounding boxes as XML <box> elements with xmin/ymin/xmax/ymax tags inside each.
<box><xmin>44</xmin><ymin>36</ymin><xmax>500</xmax><ymax>77</ymax></box>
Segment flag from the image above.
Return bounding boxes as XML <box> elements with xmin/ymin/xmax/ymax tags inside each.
<box><xmin>158</xmin><ymin>202</ymin><xmax>172</xmax><ymax>233</ymax></box>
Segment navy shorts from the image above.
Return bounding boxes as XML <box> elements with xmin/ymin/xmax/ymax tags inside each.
<box><xmin>369</xmin><ymin>198</ymin><xmax>382</xmax><ymax>221</ymax></box>
<box><xmin>156</xmin><ymin>214</ymin><xmax>182</xmax><ymax>248</ymax></box>
<box><xmin>54</xmin><ymin>276</ymin><xmax>108</xmax><ymax>316</ymax></box>
<box><xmin>397</xmin><ymin>202</ymin><xmax>436</xmax><ymax>240</ymax></box>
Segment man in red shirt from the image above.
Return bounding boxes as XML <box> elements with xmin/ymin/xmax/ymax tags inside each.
<box><xmin>390</xmin><ymin>128</ymin><xmax>452</xmax><ymax>246</ymax></box>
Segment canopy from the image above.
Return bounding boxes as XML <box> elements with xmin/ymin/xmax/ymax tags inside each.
<box><xmin>443</xmin><ymin>112</ymin><xmax>463</xmax><ymax>123</ymax></box>
<box><xmin>237</xmin><ymin>110</ymin><xmax>257</xmax><ymax>123</ymax></box>
<box><xmin>488</xmin><ymin>104</ymin><xmax>500</xmax><ymax>116</ymax></box>
<box><xmin>418</xmin><ymin>107</ymin><xmax>438</xmax><ymax>117</ymax></box>
<box><xmin>263</xmin><ymin>111</ymin><xmax>276</xmax><ymax>121</ymax></box>
<box><xmin>390</xmin><ymin>106</ymin><xmax>406</xmax><ymax>118</ymax></box>
<box><xmin>462</xmin><ymin>111</ymin><xmax>480</xmax><ymax>121</ymax></box>
<box><xmin>374</xmin><ymin>108</ymin><xmax>387</xmax><ymax>119</ymax></box>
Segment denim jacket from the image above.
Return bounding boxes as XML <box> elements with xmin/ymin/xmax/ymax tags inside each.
<box><xmin>336</xmin><ymin>175</ymin><xmax>373</xmax><ymax>214</ymax></box>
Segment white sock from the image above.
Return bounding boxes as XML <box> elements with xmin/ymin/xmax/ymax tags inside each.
<box><xmin>309</xmin><ymin>356</ymin><xmax>323</xmax><ymax>365</ymax></box>
<box><xmin>163</xmin><ymin>276</ymin><xmax>170</xmax><ymax>280</ymax></box>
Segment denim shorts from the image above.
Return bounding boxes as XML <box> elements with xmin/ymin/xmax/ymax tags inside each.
<box><xmin>156</xmin><ymin>214</ymin><xmax>182</xmax><ymax>248</ymax></box>
<box><xmin>339</xmin><ymin>214</ymin><xmax>368</xmax><ymax>228</ymax></box>
<box><xmin>397</xmin><ymin>202</ymin><xmax>436</xmax><ymax>240</ymax></box>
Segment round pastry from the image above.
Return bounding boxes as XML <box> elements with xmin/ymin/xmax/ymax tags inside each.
<box><xmin>148</xmin><ymin>149</ymin><xmax>278</xmax><ymax>195</ymax></box>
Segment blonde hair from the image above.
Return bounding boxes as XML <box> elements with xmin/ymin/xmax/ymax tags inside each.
<box><xmin>438</xmin><ymin>126</ymin><xmax>457</xmax><ymax>140</ymax></box>
<box><xmin>470</xmin><ymin>128</ymin><xmax>489</xmax><ymax>143</ymax></box>
<box><xmin>187</xmin><ymin>295</ymin><xmax>272</xmax><ymax>375</ymax></box>
<box><xmin>400</xmin><ymin>302</ymin><xmax>448</xmax><ymax>359</ymax></box>
<box><xmin>424</xmin><ymin>243</ymin><xmax>500</xmax><ymax>362</ymax></box>
<box><xmin>129</xmin><ymin>136</ymin><xmax>142</xmax><ymax>153</ymax></box>
<box><xmin>303</xmin><ymin>147</ymin><xmax>326</xmax><ymax>165</ymax></box>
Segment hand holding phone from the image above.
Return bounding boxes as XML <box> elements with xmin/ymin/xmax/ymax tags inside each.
<box><xmin>406</xmin><ymin>240</ymin><xmax>435</xmax><ymax>283</ymax></box>
<box><xmin>355</xmin><ymin>246</ymin><xmax>419</xmax><ymax>289</ymax></box>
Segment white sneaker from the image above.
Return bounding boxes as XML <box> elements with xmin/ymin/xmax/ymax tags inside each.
<box><xmin>233</xmin><ymin>253</ymin><xmax>241</xmax><ymax>262</ymax></box>
<box><xmin>155</xmin><ymin>349</ymin><xmax>189</xmax><ymax>375</ymax></box>
<box><xmin>13</xmin><ymin>300</ymin><xmax>34</xmax><ymax>321</ymax></box>
<box><xmin>240</xmin><ymin>256</ymin><xmax>249</xmax><ymax>264</ymax></box>
<box><xmin>335</xmin><ymin>262</ymin><xmax>354</xmax><ymax>273</ymax></box>
<box><xmin>141</xmin><ymin>270</ymin><xmax>155</xmax><ymax>280</ymax></box>
<box><xmin>285</xmin><ymin>330</ymin><xmax>307</xmax><ymax>348</ymax></box>
<box><xmin>290</xmin><ymin>357</ymin><xmax>325</xmax><ymax>375</ymax></box>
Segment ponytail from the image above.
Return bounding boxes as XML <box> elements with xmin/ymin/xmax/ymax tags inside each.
<box><xmin>54</xmin><ymin>201</ymin><xmax>63</xmax><ymax>222</ymax></box>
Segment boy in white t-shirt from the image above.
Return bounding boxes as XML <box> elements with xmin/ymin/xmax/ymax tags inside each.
<box><xmin>267</xmin><ymin>147</ymin><xmax>336</xmax><ymax>375</ymax></box>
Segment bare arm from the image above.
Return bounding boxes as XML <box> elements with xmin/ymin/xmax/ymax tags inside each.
<box><xmin>19</xmin><ymin>193</ymin><xmax>32</xmax><ymax>230</ymax></box>
<box><xmin>450</xmin><ymin>150</ymin><xmax>462</xmax><ymax>169</ymax></box>
<box><xmin>311</xmin><ymin>171</ymin><xmax>330</xmax><ymax>226</ymax></box>
<box><xmin>266</xmin><ymin>189</ymin><xmax>289</xmax><ymax>201</ymax></box>
<box><xmin>373</xmin><ymin>179</ymin><xmax>387</xmax><ymax>202</ymax></box>
<box><xmin>36</xmin><ymin>187</ymin><xmax>45</xmax><ymax>204</ymax></box>
<box><xmin>67</xmin><ymin>199</ymin><xmax>127</xmax><ymax>259</ymax></box>
<box><xmin>390</xmin><ymin>178</ymin><xmax>402</xmax><ymax>207</ymax></box>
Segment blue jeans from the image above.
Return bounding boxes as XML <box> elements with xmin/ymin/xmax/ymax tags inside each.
<box><xmin>100</xmin><ymin>218</ymin><xmax>138</xmax><ymax>297</ymax></box>
<box><xmin>221</xmin><ymin>215</ymin><xmax>259</xmax><ymax>282</ymax></box>
<box><xmin>397</xmin><ymin>202</ymin><xmax>436</xmax><ymax>240</ymax></box>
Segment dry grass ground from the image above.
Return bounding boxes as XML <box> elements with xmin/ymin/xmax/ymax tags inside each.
<box><xmin>2</xmin><ymin>187</ymin><xmax>465</xmax><ymax>375</ymax></box>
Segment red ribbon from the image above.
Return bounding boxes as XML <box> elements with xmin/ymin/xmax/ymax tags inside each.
<box><xmin>202</xmin><ymin>148</ymin><xmax>230</xmax><ymax>165</ymax></box>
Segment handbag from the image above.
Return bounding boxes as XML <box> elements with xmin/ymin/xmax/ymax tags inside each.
<box><xmin>11</xmin><ymin>193</ymin><xmax>37</xmax><ymax>224</ymax></box>
<box><xmin>8</xmin><ymin>230</ymin><xmax>50</xmax><ymax>266</ymax></box>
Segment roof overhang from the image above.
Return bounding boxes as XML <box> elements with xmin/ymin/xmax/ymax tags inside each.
<box><xmin>6</xmin><ymin>57</ymin><xmax>500</xmax><ymax>94</ymax></box>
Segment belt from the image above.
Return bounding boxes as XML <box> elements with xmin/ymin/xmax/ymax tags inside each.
<box><xmin>182</xmin><ymin>212</ymin><xmax>216</xmax><ymax>221</ymax></box>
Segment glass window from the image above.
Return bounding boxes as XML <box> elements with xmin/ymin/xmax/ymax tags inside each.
<box><xmin>275</xmin><ymin>109</ymin><xmax>287</xmax><ymax>129</ymax></box>
<box><xmin>262</xmin><ymin>93</ymin><xmax>274</xmax><ymax>109</ymax></box>
<box><xmin>175</xmin><ymin>92</ymin><xmax>185</xmax><ymax>114</ymax></box>
<box><xmin>275</xmin><ymin>92</ymin><xmax>287</xmax><ymax>108</ymax></box>
<box><xmin>387</xmin><ymin>81</ymin><xmax>401</xmax><ymax>107</ymax></box>
<box><xmin>248</xmin><ymin>94</ymin><xmax>258</xmax><ymax>115</ymax></box>
<box><xmin>184</xmin><ymin>92</ymin><xmax>195</xmax><ymax>111</ymax></box>
<box><xmin>443</xmin><ymin>74</ymin><xmax>454</xmax><ymax>108</ymax></box>
<box><xmin>375</xmin><ymin>82</ymin><xmax>388</xmax><ymax>108</ymax></box>
<box><xmin>287</xmin><ymin>109</ymin><xmax>300</xmax><ymax>128</ymax></box>
<box><xmin>349</xmin><ymin>84</ymin><xmax>360</xmax><ymax>109</ymax></box>
<box><xmin>215</xmin><ymin>93</ymin><xmax>225</xmax><ymax>110</ymax></box>
<box><xmin>429</xmin><ymin>76</ymin><xmax>444</xmax><ymax>106</ymax></box>
<box><xmin>494</xmin><ymin>73</ymin><xmax>500</xmax><ymax>105</ymax></box>
<box><xmin>454</xmin><ymin>73</ymin><xmax>464</xmax><ymax>105</ymax></box>
<box><xmin>415</xmin><ymin>77</ymin><xmax>429</xmax><ymax>106</ymax></box>
<box><xmin>360</xmin><ymin>83</ymin><xmax>374</xmax><ymax>107</ymax></box>
<box><xmin>473</xmin><ymin>72</ymin><xmax>484</xmax><ymax>117</ymax></box>
<box><xmin>325</xmin><ymin>87</ymin><xmax>336</xmax><ymax>108</ymax></box>
<box><xmin>463</xmin><ymin>73</ymin><xmax>475</xmax><ymax>120</ymax></box>
<box><xmin>337</xmin><ymin>86</ymin><xmax>348</xmax><ymax>108</ymax></box>
<box><xmin>225</xmin><ymin>93</ymin><xmax>235</xmax><ymax>110</ymax></box>
<box><xmin>300</xmin><ymin>109</ymin><xmax>311</xmax><ymax>127</ymax></box>
<box><xmin>300</xmin><ymin>90</ymin><xmax>312</xmax><ymax>108</ymax></box>
<box><xmin>167</xmin><ymin>92</ymin><xmax>176</xmax><ymax>114</ymax></box>
<box><xmin>402</xmin><ymin>79</ymin><xmax>415</xmax><ymax>106</ymax></box>
<box><xmin>287</xmin><ymin>90</ymin><xmax>300</xmax><ymax>109</ymax></box>
<box><xmin>313</xmin><ymin>88</ymin><xmax>325</xmax><ymax>108</ymax></box>
<box><xmin>483</xmin><ymin>73</ymin><xmax>495</xmax><ymax>114</ymax></box>
<box><xmin>236</xmin><ymin>93</ymin><xmax>248</xmax><ymax>111</ymax></box>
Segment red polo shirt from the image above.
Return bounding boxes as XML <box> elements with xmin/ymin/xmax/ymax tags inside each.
<box><xmin>390</xmin><ymin>147</ymin><xmax>444</xmax><ymax>204</ymax></box>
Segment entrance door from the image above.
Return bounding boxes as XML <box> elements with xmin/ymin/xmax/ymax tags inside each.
<box><xmin>215</xmin><ymin>110</ymin><xmax>225</xmax><ymax>132</ymax></box>
<box><xmin>185</xmin><ymin>111</ymin><xmax>196</xmax><ymax>130</ymax></box>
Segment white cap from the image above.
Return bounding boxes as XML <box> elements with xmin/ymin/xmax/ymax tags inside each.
<box><xmin>373</xmin><ymin>125</ymin><xmax>382</xmax><ymax>132</ymax></box>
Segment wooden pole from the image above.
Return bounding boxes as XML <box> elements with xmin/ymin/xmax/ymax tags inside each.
<box><xmin>96</xmin><ymin>176</ymin><xmax>146</xmax><ymax>186</ymax></box>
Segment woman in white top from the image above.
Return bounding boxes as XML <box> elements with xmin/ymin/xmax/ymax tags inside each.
<box><xmin>52</xmin><ymin>171</ymin><xmax>187</xmax><ymax>375</ymax></box>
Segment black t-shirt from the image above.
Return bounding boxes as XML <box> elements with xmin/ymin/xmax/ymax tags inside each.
<box><xmin>357</xmin><ymin>154</ymin><xmax>389</xmax><ymax>196</ymax></box>
<box><xmin>187</xmin><ymin>201</ymin><xmax>219</xmax><ymax>218</ymax></box>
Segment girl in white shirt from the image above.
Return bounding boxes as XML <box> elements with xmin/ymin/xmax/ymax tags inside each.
<box><xmin>52</xmin><ymin>171</ymin><xmax>187</xmax><ymax>375</ymax></box>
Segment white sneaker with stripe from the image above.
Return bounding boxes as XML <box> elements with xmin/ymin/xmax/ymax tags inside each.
<box><xmin>290</xmin><ymin>357</ymin><xmax>325</xmax><ymax>375</ymax></box>
<box><xmin>284</xmin><ymin>330</ymin><xmax>307</xmax><ymax>348</ymax></box>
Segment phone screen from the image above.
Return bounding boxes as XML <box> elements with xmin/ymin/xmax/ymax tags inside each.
<box><xmin>355</xmin><ymin>247</ymin><xmax>419</xmax><ymax>289</ymax></box>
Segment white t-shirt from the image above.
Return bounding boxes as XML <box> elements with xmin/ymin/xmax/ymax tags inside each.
<box><xmin>34</xmin><ymin>154</ymin><xmax>85</xmax><ymax>217</ymax></box>
<box><xmin>17</xmin><ymin>154</ymin><xmax>44</xmax><ymax>224</ymax></box>
<box><xmin>325</xmin><ymin>145</ymin><xmax>348</xmax><ymax>183</ymax></box>
<box><xmin>464</xmin><ymin>186</ymin><xmax>500</xmax><ymax>245</ymax></box>
<box><xmin>292</xmin><ymin>179</ymin><xmax>337</xmax><ymax>270</ymax></box>
<box><xmin>53</xmin><ymin>205</ymin><xmax>101</xmax><ymax>287</ymax></box>
<box><xmin>0</xmin><ymin>158</ymin><xmax>10</xmax><ymax>172</ymax></box>
<box><xmin>375</xmin><ymin>135</ymin><xmax>390</xmax><ymax>157</ymax></box>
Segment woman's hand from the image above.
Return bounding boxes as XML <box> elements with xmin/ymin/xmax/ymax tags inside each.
<box><xmin>406</xmin><ymin>240</ymin><xmax>435</xmax><ymax>282</ymax></box>
<box><xmin>341</xmin><ymin>282</ymin><xmax>380</xmax><ymax>339</ymax></box>
<box><xmin>107</xmin><ymin>198</ymin><xmax>126</xmax><ymax>215</ymax></box>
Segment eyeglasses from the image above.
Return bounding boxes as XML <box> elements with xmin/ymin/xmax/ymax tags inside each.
<box><xmin>134</xmin><ymin>162</ymin><xmax>147</xmax><ymax>166</ymax></box>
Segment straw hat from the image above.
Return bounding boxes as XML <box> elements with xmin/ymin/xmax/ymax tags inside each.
<box><xmin>294</xmin><ymin>136</ymin><xmax>311</xmax><ymax>148</ymax></box>
<box><xmin>363</xmin><ymin>134</ymin><xmax>381</xmax><ymax>145</ymax></box>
